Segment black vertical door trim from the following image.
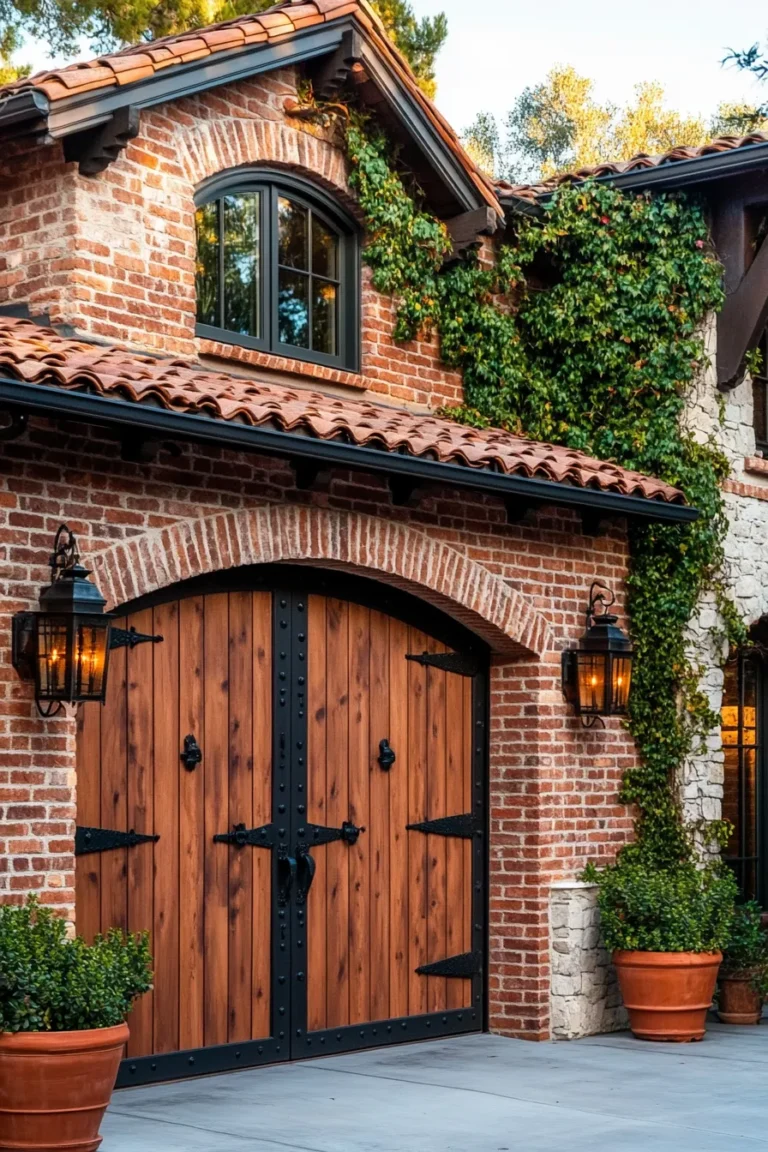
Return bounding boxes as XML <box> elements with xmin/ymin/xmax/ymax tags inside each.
<box><xmin>285</xmin><ymin>590</ymin><xmax>310</xmax><ymax>1058</ymax></box>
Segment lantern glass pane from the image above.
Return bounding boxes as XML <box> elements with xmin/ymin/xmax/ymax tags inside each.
<box><xmin>576</xmin><ymin>651</ymin><xmax>607</xmax><ymax>714</ymax></box>
<box><xmin>610</xmin><ymin>653</ymin><xmax>633</xmax><ymax>714</ymax></box>
<box><xmin>36</xmin><ymin>615</ymin><xmax>70</xmax><ymax>700</ymax></box>
<box><xmin>74</xmin><ymin>618</ymin><xmax>110</xmax><ymax>701</ymax></box>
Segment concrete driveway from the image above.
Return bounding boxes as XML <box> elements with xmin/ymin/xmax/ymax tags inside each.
<box><xmin>103</xmin><ymin>1022</ymin><xmax>766</xmax><ymax>1151</ymax></box>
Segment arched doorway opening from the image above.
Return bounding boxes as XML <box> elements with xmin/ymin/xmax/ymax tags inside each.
<box><xmin>76</xmin><ymin>566</ymin><xmax>489</xmax><ymax>1085</ymax></box>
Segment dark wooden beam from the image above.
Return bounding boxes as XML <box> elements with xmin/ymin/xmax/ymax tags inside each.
<box><xmin>444</xmin><ymin>206</ymin><xmax>500</xmax><ymax>260</ymax></box>
<box><xmin>580</xmin><ymin>510</ymin><xmax>605</xmax><ymax>537</ymax></box>
<box><xmin>389</xmin><ymin>476</ymin><xmax>418</xmax><ymax>505</ymax></box>
<box><xmin>505</xmin><ymin>498</ymin><xmax>534</xmax><ymax>524</ymax></box>
<box><xmin>717</xmin><ymin>234</ymin><xmax>768</xmax><ymax>388</ymax></box>
<box><xmin>63</xmin><ymin>106</ymin><xmax>139</xmax><ymax>176</ymax></box>
<box><xmin>291</xmin><ymin>459</ymin><xmax>325</xmax><ymax>490</ymax></box>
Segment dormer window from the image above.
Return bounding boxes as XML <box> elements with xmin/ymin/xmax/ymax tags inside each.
<box><xmin>195</xmin><ymin>172</ymin><xmax>359</xmax><ymax>371</ymax></box>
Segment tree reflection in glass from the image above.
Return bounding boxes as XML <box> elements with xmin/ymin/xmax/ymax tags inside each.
<box><xmin>195</xmin><ymin>200</ymin><xmax>220</xmax><ymax>327</ymax></box>
<box><xmin>277</xmin><ymin>196</ymin><xmax>339</xmax><ymax>355</ymax></box>
<box><xmin>223</xmin><ymin>193</ymin><xmax>259</xmax><ymax>337</ymax></box>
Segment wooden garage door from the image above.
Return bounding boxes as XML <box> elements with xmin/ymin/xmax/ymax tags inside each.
<box><xmin>75</xmin><ymin>573</ymin><xmax>486</xmax><ymax>1084</ymax></box>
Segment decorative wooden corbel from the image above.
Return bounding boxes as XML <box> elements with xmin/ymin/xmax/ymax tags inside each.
<box><xmin>62</xmin><ymin>106</ymin><xmax>140</xmax><ymax>176</ymax></box>
<box><xmin>308</xmin><ymin>28</ymin><xmax>364</xmax><ymax>101</ymax></box>
<box><xmin>444</xmin><ymin>205</ymin><xmax>500</xmax><ymax>262</ymax></box>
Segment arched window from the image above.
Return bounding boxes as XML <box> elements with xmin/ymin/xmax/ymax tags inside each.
<box><xmin>194</xmin><ymin>171</ymin><xmax>359</xmax><ymax>371</ymax></box>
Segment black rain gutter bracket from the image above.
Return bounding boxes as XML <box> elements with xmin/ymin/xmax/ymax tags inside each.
<box><xmin>0</xmin><ymin>377</ymin><xmax>697</xmax><ymax>525</ymax></box>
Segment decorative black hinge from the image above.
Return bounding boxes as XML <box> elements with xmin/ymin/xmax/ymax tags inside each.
<box><xmin>406</xmin><ymin>812</ymin><xmax>478</xmax><ymax>838</ymax></box>
<box><xmin>213</xmin><ymin>822</ymin><xmax>276</xmax><ymax>848</ymax></box>
<box><xmin>75</xmin><ymin>826</ymin><xmax>160</xmax><ymax>856</ymax></box>
<box><xmin>299</xmin><ymin>821</ymin><xmax>364</xmax><ymax>847</ymax></box>
<box><xmin>110</xmin><ymin>626</ymin><xmax>164</xmax><ymax>650</ymax></box>
<box><xmin>378</xmin><ymin>738</ymin><xmax>396</xmax><ymax>770</ymax></box>
<box><xmin>416</xmin><ymin>951</ymin><xmax>483</xmax><ymax>978</ymax></box>
<box><xmin>406</xmin><ymin>651</ymin><xmax>481</xmax><ymax>677</ymax></box>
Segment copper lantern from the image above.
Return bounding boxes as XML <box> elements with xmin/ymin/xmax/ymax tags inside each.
<box><xmin>562</xmin><ymin>582</ymin><xmax>633</xmax><ymax>727</ymax></box>
<box><xmin>12</xmin><ymin>525</ymin><xmax>113</xmax><ymax>716</ymax></box>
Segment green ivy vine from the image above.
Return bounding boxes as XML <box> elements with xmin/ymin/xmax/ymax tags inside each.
<box><xmin>345</xmin><ymin>113</ymin><xmax>745</xmax><ymax>871</ymax></box>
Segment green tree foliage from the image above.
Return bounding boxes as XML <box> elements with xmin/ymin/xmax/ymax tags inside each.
<box><xmin>721</xmin><ymin>43</ymin><xmax>768</xmax><ymax>128</ymax></box>
<box><xmin>463</xmin><ymin>66</ymin><xmax>712</xmax><ymax>182</ymax></box>
<box><xmin>0</xmin><ymin>0</ymin><xmax>446</xmax><ymax>96</ymax></box>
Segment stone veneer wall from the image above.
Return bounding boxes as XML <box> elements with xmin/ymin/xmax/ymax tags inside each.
<box><xmin>550</xmin><ymin>882</ymin><xmax>627</xmax><ymax>1039</ymax></box>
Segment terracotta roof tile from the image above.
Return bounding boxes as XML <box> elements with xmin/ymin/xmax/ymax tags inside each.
<box><xmin>496</xmin><ymin>132</ymin><xmax>768</xmax><ymax>203</ymax></box>
<box><xmin>0</xmin><ymin>0</ymin><xmax>501</xmax><ymax>218</ymax></box>
<box><xmin>0</xmin><ymin>317</ymin><xmax>684</xmax><ymax>506</ymax></box>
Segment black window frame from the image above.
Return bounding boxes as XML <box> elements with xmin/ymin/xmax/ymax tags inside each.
<box><xmin>722</xmin><ymin>647</ymin><xmax>768</xmax><ymax>903</ymax></box>
<box><xmin>194</xmin><ymin>169</ymin><xmax>360</xmax><ymax>373</ymax></box>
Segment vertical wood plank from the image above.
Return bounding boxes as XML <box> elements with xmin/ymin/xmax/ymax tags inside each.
<box><xmin>426</xmin><ymin>640</ymin><xmax>448</xmax><ymax>1013</ymax></box>
<box><xmin>204</xmin><ymin>593</ymin><xmax>230</xmax><ymax>1047</ymax></box>
<box><xmin>126</xmin><ymin>608</ymin><xmax>155</xmax><ymax>1057</ymax></box>
<box><xmin>461</xmin><ymin>678</ymin><xmax>474</xmax><ymax>1009</ymax></box>
<box><xmin>445</xmin><ymin>669</ymin><xmax>466</xmax><ymax>1010</ymax></box>
<box><xmin>368</xmin><ymin>610</ymin><xmax>390</xmax><ymax>1024</ymax></box>
<box><xmin>75</xmin><ymin>702</ymin><xmax>101</xmax><ymax>944</ymax></box>
<box><xmin>388</xmin><ymin>618</ymin><xmax>409</xmax><ymax>1019</ymax></box>
<box><xmin>407</xmin><ymin>628</ymin><xmax>428</xmax><ymax>1017</ymax></box>
<box><xmin>306</xmin><ymin>595</ymin><xmax>328</xmax><ymax>1032</ymax></box>
<box><xmin>100</xmin><ymin>625</ymin><xmax>127</xmax><ymax>938</ymax></box>
<box><xmin>251</xmin><ymin>591</ymin><xmax>272</xmax><ymax>1039</ymax></box>
<box><xmin>347</xmin><ymin>602</ymin><xmax>370</xmax><ymax>1026</ymax></box>
<box><xmin>227</xmin><ymin>591</ymin><xmax>253</xmax><ymax>1043</ymax></box>
<box><xmin>152</xmin><ymin>601</ymin><xmax>180</xmax><ymax>1053</ymax></box>
<box><xmin>325</xmin><ymin>598</ymin><xmax>350</xmax><ymax>1029</ymax></box>
<box><xmin>179</xmin><ymin>596</ymin><xmax>205</xmax><ymax>1051</ymax></box>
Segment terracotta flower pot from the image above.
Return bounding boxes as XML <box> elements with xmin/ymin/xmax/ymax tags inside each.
<box><xmin>613</xmin><ymin>950</ymin><xmax>721</xmax><ymax>1042</ymax></box>
<box><xmin>718</xmin><ymin>971</ymin><xmax>764</xmax><ymax>1025</ymax></box>
<box><xmin>0</xmin><ymin>1021</ymin><xmax>128</xmax><ymax>1152</ymax></box>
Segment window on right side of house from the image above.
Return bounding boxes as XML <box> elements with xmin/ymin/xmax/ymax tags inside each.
<box><xmin>721</xmin><ymin>650</ymin><xmax>764</xmax><ymax>901</ymax></box>
<box><xmin>752</xmin><ymin>328</ymin><xmax>768</xmax><ymax>454</ymax></box>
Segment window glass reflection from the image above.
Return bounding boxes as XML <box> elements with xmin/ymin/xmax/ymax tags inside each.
<box><xmin>195</xmin><ymin>201</ymin><xmax>220</xmax><ymax>327</ymax></box>
<box><xmin>278</xmin><ymin>197</ymin><xmax>309</xmax><ymax>269</ymax></box>
<box><xmin>278</xmin><ymin>269</ymin><xmax>309</xmax><ymax>348</ymax></box>
<box><xmin>223</xmin><ymin>194</ymin><xmax>259</xmax><ymax>337</ymax></box>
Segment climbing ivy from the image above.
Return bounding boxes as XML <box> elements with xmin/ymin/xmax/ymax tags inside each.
<box><xmin>345</xmin><ymin>113</ymin><xmax>745</xmax><ymax>870</ymax></box>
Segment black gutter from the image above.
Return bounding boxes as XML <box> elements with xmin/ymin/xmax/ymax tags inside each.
<box><xmin>0</xmin><ymin>376</ymin><xmax>697</xmax><ymax>524</ymax></box>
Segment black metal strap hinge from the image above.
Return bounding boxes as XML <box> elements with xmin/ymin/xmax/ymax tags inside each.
<box><xmin>75</xmin><ymin>826</ymin><xmax>159</xmax><ymax>856</ymax></box>
<box><xmin>213</xmin><ymin>822</ymin><xmax>276</xmax><ymax>848</ymax></box>
<box><xmin>299</xmin><ymin>821</ymin><xmax>364</xmax><ymax>847</ymax></box>
<box><xmin>406</xmin><ymin>813</ymin><xmax>479</xmax><ymax>839</ymax></box>
<box><xmin>406</xmin><ymin>651</ymin><xmax>480</xmax><ymax>677</ymax></box>
<box><xmin>110</xmin><ymin>626</ymin><xmax>164</xmax><ymax>650</ymax></box>
<box><xmin>416</xmin><ymin>951</ymin><xmax>483</xmax><ymax>978</ymax></box>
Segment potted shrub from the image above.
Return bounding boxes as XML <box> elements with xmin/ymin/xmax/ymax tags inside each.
<box><xmin>0</xmin><ymin>896</ymin><xmax>152</xmax><ymax>1152</ymax></box>
<box><xmin>589</xmin><ymin>858</ymin><xmax>736</xmax><ymax>1042</ymax></box>
<box><xmin>718</xmin><ymin>900</ymin><xmax>768</xmax><ymax>1025</ymax></box>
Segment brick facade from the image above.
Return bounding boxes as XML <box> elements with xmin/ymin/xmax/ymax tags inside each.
<box><xmin>0</xmin><ymin>63</ymin><xmax>640</xmax><ymax>1041</ymax></box>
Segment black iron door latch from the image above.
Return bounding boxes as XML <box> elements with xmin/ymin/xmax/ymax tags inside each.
<box><xmin>293</xmin><ymin>820</ymin><xmax>365</xmax><ymax>905</ymax></box>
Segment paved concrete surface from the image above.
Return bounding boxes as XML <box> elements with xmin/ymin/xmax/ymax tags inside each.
<box><xmin>103</xmin><ymin>1022</ymin><xmax>767</xmax><ymax>1151</ymax></box>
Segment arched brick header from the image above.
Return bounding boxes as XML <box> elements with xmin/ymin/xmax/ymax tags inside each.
<box><xmin>90</xmin><ymin>505</ymin><xmax>552</xmax><ymax>659</ymax></box>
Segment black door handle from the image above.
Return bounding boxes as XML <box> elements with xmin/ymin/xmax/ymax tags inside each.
<box><xmin>295</xmin><ymin>847</ymin><xmax>316</xmax><ymax>905</ymax></box>
<box><xmin>277</xmin><ymin>853</ymin><xmax>297</xmax><ymax>907</ymax></box>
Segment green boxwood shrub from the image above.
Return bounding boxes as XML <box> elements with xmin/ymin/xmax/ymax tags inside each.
<box><xmin>592</xmin><ymin>861</ymin><xmax>737</xmax><ymax>954</ymax></box>
<box><xmin>721</xmin><ymin>900</ymin><xmax>768</xmax><ymax>990</ymax></box>
<box><xmin>0</xmin><ymin>896</ymin><xmax>152</xmax><ymax>1033</ymax></box>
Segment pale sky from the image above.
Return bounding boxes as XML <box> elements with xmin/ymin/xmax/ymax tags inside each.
<box><xmin>19</xmin><ymin>0</ymin><xmax>768</xmax><ymax>137</ymax></box>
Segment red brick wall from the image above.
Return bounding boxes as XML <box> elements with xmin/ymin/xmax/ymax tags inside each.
<box><xmin>0</xmin><ymin>416</ymin><xmax>636</xmax><ymax>1039</ymax></box>
<box><xmin>0</xmin><ymin>67</ymin><xmax>465</xmax><ymax>410</ymax></box>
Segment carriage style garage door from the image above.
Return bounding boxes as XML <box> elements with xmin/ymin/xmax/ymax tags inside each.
<box><xmin>75</xmin><ymin>568</ymin><xmax>488</xmax><ymax>1086</ymax></box>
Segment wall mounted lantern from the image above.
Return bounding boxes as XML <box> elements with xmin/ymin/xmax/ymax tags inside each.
<box><xmin>12</xmin><ymin>525</ymin><xmax>113</xmax><ymax>716</ymax></box>
<box><xmin>561</xmin><ymin>582</ymin><xmax>633</xmax><ymax>728</ymax></box>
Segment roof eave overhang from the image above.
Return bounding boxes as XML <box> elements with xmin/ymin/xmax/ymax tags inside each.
<box><xmin>0</xmin><ymin>18</ymin><xmax>494</xmax><ymax>217</ymax></box>
<box><xmin>0</xmin><ymin>376</ymin><xmax>696</xmax><ymax>524</ymax></box>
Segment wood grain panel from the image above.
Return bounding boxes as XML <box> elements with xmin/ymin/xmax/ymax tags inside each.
<box><xmin>152</xmin><ymin>601</ymin><xmax>180</xmax><ymax>1053</ymax></box>
<box><xmin>425</xmin><ymin>640</ymin><xmax>448</xmax><ymax>1013</ymax></box>
<box><xmin>445</xmin><ymin>668</ymin><xmax>466</xmax><ymax>1010</ymax></box>
<box><xmin>387</xmin><ymin>618</ymin><xmax>410</xmax><ymax>1020</ymax></box>
<box><xmin>368</xmin><ymin>610</ymin><xmax>390</xmax><ymax>1024</ymax></box>
<box><xmin>100</xmin><ymin>626</ymin><xmax>127</xmax><ymax>935</ymax></box>
<box><xmin>203</xmin><ymin>593</ymin><xmax>230</xmax><ymax>1047</ymax></box>
<box><xmin>407</xmin><ymin>629</ymin><xmax>428</xmax><ymax>1017</ymax></box>
<box><xmin>348</xmin><ymin>602</ymin><xmax>370</xmax><ymax>1027</ymax></box>
<box><xmin>126</xmin><ymin>608</ymin><xmax>155</xmax><ymax>1057</ymax></box>
<box><xmin>461</xmin><ymin>677</ymin><xmax>473</xmax><ymax>1008</ymax></box>
<box><xmin>227</xmin><ymin>591</ymin><xmax>253</xmax><ymax>1043</ymax></box>
<box><xmin>251</xmin><ymin>591</ymin><xmax>272</xmax><ymax>1039</ymax></box>
<box><xmin>178</xmin><ymin>596</ymin><xmax>205</xmax><ymax>1051</ymax></box>
<box><xmin>325</xmin><ymin>598</ymin><xmax>350</xmax><ymax>1029</ymax></box>
<box><xmin>75</xmin><ymin>702</ymin><xmax>101</xmax><ymax>944</ymax></box>
<box><xmin>307</xmin><ymin>595</ymin><xmax>328</xmax><ymax>1032</ymax></box>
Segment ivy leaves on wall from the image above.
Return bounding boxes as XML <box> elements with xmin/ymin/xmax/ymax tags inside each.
<box><xmin>346</xmin><ymin>114</ymin><xmax>742</xmax><ymax>868</ymax></box>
